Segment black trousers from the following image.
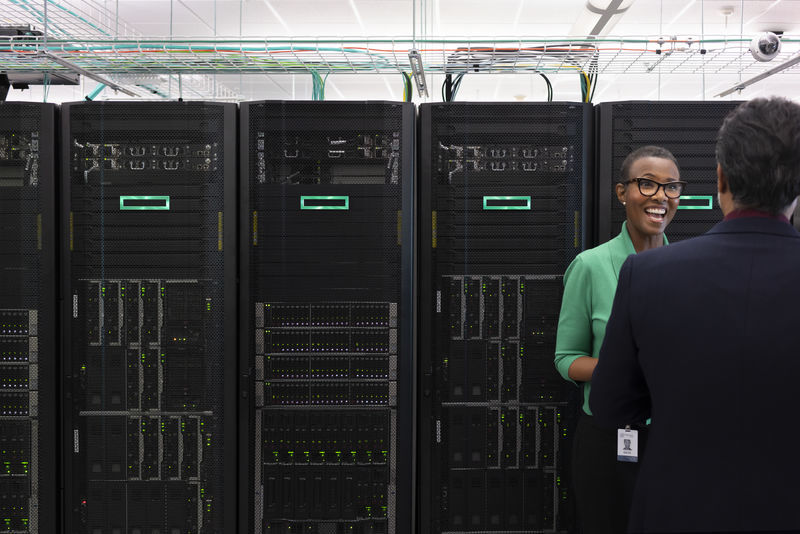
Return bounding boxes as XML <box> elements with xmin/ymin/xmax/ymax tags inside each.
<box><xmin>572</xmin><ymin>414</ymin><xmax>648</xmax><ymax>534</ymax></box>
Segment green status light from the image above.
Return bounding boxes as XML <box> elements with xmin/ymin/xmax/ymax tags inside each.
<box><xmin>301</xmin><ymin>196</ymin><xmax>350</xmax><ymax>210</ymax></box>
<box><xmin>119</xmin><ymin>195</ymin><xmax>171</xmax><ymax>211</ymax></box>
<box><xmin>483</xmin><ymin>196</ymin><xmax>531</xmax><ymax>210</ymax></box>
<box><xmin>678</xmin><ymin>195</ymin><xmax>713</xmax><ymax>210</ymax></box>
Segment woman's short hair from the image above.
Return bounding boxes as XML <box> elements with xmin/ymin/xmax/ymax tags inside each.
<box><xmin>618</xmin><ymin>145</ymin><xmax>679</xmax><ymax>184</ymax></box>
<box><xmin>716</xmin><ymin>97</ymin><xmax>800</xmax><ymax>214</ymax></box>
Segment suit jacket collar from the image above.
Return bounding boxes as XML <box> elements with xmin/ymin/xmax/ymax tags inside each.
<box><xmin>706</xmin><ymin>215</ymin><xmax>800</xmax><ymax>238</ymax></box>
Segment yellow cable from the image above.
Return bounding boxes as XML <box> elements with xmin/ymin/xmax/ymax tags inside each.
<box><xmin>581</xmin><ymin>70</ymin><xmax>591</xmax><ymax>103</ymax></box>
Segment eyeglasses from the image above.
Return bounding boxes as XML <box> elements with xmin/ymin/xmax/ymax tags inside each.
<box><xmin>624</xmin><ymin>177</ymin><xmax>687</xmax><ymax>199</ymax></box>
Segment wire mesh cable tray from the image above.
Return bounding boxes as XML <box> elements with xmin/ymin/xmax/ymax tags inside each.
<box><xmin>1</xmin><ymin>36</ymin><xmax>800</xmax><ymax>77</ymax></box>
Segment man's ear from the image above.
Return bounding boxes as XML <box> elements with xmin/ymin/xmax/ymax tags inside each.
<box><xmin>716</xmin><ymin>163</ymin><xmax>728</xmax><ymax>194</ymax></box>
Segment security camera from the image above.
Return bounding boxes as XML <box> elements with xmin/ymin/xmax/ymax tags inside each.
<box><xmin>750</xmin><ymin>32</ymin><xmax>782</xmax><ymax>62</ymax></box>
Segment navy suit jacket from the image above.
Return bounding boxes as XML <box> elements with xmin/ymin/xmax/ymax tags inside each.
<box><xmin>591</xmin><ymin>216</ymin><xmax>800</xmax><ymax>533</ymax></box>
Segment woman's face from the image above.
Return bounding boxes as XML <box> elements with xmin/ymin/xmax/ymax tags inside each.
<box><xmin>616</xmin><ymin>156</ymin><xmax>681</xmax><ymax>238</ymax></box>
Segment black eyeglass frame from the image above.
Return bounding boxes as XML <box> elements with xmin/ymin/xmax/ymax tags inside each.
<box><xmin>623</xmin><ymin>177</ymin><xmax>687</xmax><ymax>199</ymax></box>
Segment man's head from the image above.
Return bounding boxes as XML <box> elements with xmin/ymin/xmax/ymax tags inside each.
<box><xmin>716</xmin><ymin>97</ymin><xmax>800</xmax><ymax>215</ymax></box>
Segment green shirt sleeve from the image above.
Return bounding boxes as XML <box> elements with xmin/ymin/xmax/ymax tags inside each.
<box><xmin>554</xmin><ymin>254</ymin><xmax>593</xmax><ymax>386</ymax></box>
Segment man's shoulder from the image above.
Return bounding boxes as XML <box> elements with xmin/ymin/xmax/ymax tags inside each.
<box><xmin>633</xmin><ymin>224</ymin><xmax>800</xmax><ymax>268</ymax></box>
<box><xmin>627</xmin><ymin>233</ymin><xmax>716</xmax><ymax>270</ymax></box>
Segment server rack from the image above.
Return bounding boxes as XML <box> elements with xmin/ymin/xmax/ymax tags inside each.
<box><xmin>61</xmin><ymin>101</ymin><xmax>237</xmax><ymax>533</ymax></box>
<box><xmin>595</xmin><ymin>101</ymin><xmax>742</xmax><ymax>244</ymax></box>
<box><xmin>418</xmin><ymin>102</ymin><xmax>591</xmax><ymax>534</ymax></box>
<box><xmin>0</xmin><ymin>102</ymin><xmax>57</xmax><ymax>534</ymax></box>
<box><xmin>239</xmin><ymin>101</ymin><xmax>415</xmax><ymax>534</ymax></box>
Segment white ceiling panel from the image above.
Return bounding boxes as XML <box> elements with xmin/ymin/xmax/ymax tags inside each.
<box><xmin>614</xmin><ymin>0</ymin><xmax>800</xmax><ymax>35</ymax></box>
<box><xmin>2</xmin><ymin>0</ymin><xmax>800</xmax><ymax>102</ymax></box>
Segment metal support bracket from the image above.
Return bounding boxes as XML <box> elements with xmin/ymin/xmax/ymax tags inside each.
<box><xmin>40</xmin><ymin>51</ymin><xmax>138</xmax><ymax>97</ymax></box>
<box><xmin>408</xmin><ymin>49</ymin><xmax>428</xmax><ymax>97</ymax></box>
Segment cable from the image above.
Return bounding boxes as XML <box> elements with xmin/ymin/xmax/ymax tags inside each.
<box><xmin>402</xmin><ymin>72</ymin><xmax>412</xmax><ymax>102</ymax></box>
<box><xmin>449</xmin><ymin>73</ymin><xmax>465</xmax><ymax>101</ymax></box>
<box><xmin>538</xmin><ymin>73</ymin><xmax>553</xmax><ymax>102</ymax></box>
<box><xmin>85</xmin><ymin>82</ymin><xmax>106</xmax><ymax>101</ymax></box>
<box><xmin>311</xmin><ymin>69</ymin><xmax>328</xmax><ymax>100</ymax></box>
<box><xmin>587</xmin><ymin>54</ymin><xmax>599</xmax><ymax>103</ymax></box>
<box><xmin>582</xmin><ymin>52</ymin><xmax>598</xmax><ymax>103</ymax></box>
<box><xmin>311</xmin><ymin>70</ymin><xmax>318</xmax><ymax>100</ymax></box>
<box><xmin>579</xmin><ymin>70</ymin><xmax>591</xmax><ymax>103</ymax></box>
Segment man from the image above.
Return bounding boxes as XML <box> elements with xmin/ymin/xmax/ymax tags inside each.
<box><xmin>590</xmin><ymin>97</ymin><xmax>800</xmax><ymax>533</ymax></box>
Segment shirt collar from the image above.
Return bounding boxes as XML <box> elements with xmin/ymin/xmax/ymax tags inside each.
<box><xmin>619</xmin><ymin>220</ymin><xmax>669</xmax><ymax>250</ymax></box>
<box><xmin>609</xmin><ymin>221</ymin><xmax>669</xmax><ymax>278</ymax></box>
<box><xmin>619</xmin><ymin>220</ymin><xmax>637</xmax><ymax>256</ymax></box>
<box><xmin>724</xmin><ymin>208</ymin><xmax>790</xmax><ymax>224</ymax></box>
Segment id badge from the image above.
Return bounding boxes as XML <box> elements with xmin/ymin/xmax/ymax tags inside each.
<box><xmin>617</xmin><ymin>426</ymin><xmax>638</xmax><ymax>463</ymax></box>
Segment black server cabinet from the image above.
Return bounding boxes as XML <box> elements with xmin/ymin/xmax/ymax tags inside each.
<box><xmin>0</xmin><ymin>102</ymin><xmax>57</xmax><ymax>533</ymax></box>
<box><xmin>418</xmin><ymin>102</ymin><xmax>591</xmax><ymax>534</ymax></box>
<box><xmin>239</xmin><ymin>101</ymin><xmax>414</xmax><ymax>534</ymax></box>
<box><xmin>595</xmin><ymin>101</ymin><xmax>742</xmax><ymax>244</ymax></box>
<box><xmin>61</xmin><ymin>102</ymin><xmax>237</xmax><ymax>533</ymax></box>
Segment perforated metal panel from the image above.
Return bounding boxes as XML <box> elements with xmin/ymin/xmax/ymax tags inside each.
<box><xmin>239</xmin><ymin>101</ymin><xmax>414</xmax><ymax>534</ymax></box>
<box><xmin>0</xmin><ymin>102</ymin><xmax>57</xmax><ymax>534</ymax></box>
<box><xmin>419</xmin><ymin>102</ymin><xmax>590</xmax><ymax>534</ymax></box>
<box><xmin>61</xmin><ymin>101</ymin><xmax>237</xmax><ymax>534</ymax></box>
<box><xmin>595</xmin><ymin>101</ymin><xmax>743</xmax><ymax>245</ymax></box>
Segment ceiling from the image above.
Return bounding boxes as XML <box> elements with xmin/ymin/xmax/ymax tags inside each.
<box><xmin>113</xmin><ymin>0</ymin><xmax>800</xmax><ymax>38</ymax></box>
<box><xmin>3</xmin><ymin>0</ymin><xmax>800</xmax><ymax>103</ymax></box>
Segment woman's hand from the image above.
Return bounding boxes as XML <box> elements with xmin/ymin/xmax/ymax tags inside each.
<box><xmin>567</xmin><ymin>356</ymin><xmax>598</xmax><ymax>382</ymax></box>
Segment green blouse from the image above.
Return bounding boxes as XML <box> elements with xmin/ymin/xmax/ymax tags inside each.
<box><xmin>554</xmin><ymin>222</ymin><xmax>667</xmax><ymax>415</ymax></box>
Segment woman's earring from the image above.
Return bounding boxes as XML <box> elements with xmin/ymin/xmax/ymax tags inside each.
<box><xmin>623</xmin><ymin>201</ymin><xmax>626</xmax><ymax>206</ymax></box>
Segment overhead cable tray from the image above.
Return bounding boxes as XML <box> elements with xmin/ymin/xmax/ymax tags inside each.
<box><xmin>1</xmin><ymin>36</ymin><xmax>799</xmax><ymax>76</ymax></box>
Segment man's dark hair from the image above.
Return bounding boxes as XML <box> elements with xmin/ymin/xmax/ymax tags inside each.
<box><xmin>618</xmin><ymin>145</ymin><xmax>679</xmax><ymax>184</ymax></box>
<box><xmin>716</xmin><ymin>97</ymin><xmax>800</xmax><ymax>214</ymax></box>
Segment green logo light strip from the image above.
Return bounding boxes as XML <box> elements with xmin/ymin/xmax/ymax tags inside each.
<box><xmin>300</xmin><ymin>196</ymin><xmax>350</xmax><ymax>210</ymax></box>
<box><xmin>119</xmin><ymin>196</ymin><xmax>170</xmax><ymax>210</ymax></box>
<box><xmin>483</xmin><ymin>196</ymin><xmax>531</xmax><ymax>210</ymax></box>
<box><xmin>678</xmin><ymin>195</ymin><xmax>713</xmax><ymax>210</ymax></box>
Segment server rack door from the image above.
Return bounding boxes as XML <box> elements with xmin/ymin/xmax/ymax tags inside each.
<box><xmin>595</xmin><ymin>101</ymin><xmax>742</xmax><ymax>245</ymax></box>
<box><xmin>60</xmin><ymin>101</ymin><xmax>237</xmax><ymax>534</ymax></box>
<box><xmin>0</xmin><ymin>102</ymin><xmax>57</xmax><ymax>534</ymax></box>
<box><xmin>239</xmin><ymin>101</ymin><xmax>414</xmax><ymax>534</ymax></box>
<box><xmin>418</xmin><ymin>102</ymin><xmax>591</xmax><ymax>534</ymax></box>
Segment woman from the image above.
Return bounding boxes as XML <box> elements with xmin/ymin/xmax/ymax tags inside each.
<box><xmin>554</xmin><ymin>145</ymin><xmax>685</xmax><ymax>534</ymax></box>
